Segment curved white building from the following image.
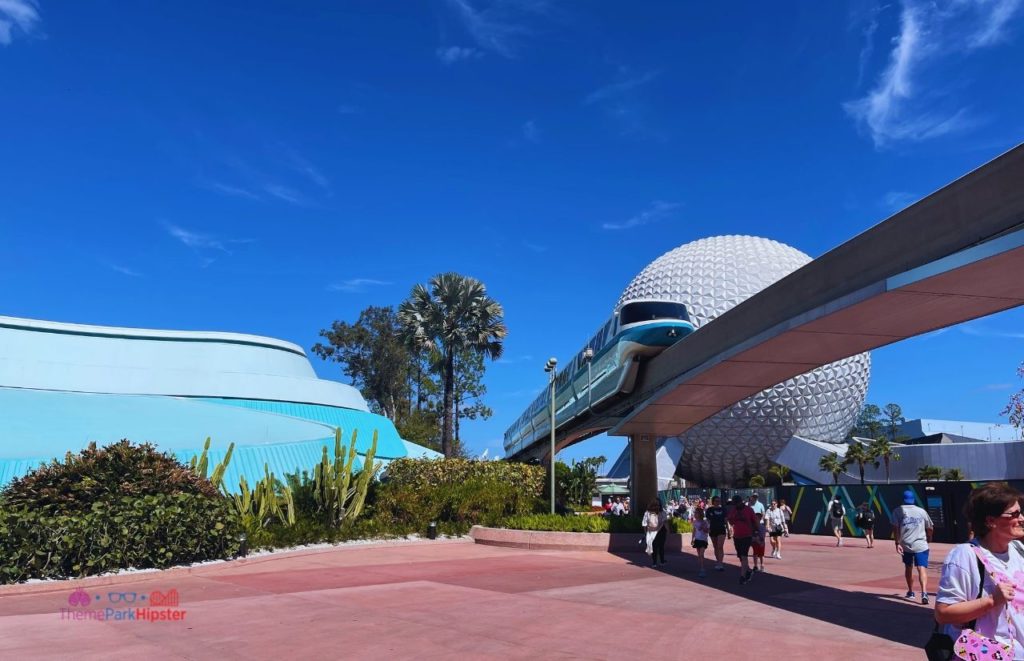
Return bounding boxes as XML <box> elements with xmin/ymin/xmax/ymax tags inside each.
<box><xmin>0</xmin><ymin>315</ymin><xmax>438</xmax><ymax>489</ymax></box>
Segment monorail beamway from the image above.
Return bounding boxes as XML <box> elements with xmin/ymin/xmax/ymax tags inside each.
<box><xmin>507</xmin><ymin>143</ymin><xmax>1024</xmax><ymax>506</ymax></box>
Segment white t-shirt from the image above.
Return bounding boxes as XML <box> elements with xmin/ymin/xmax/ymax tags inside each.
<box><xmin>936</xmin><ymin>541</ymin><xmax>1024</xmax><ymax>659</ymax></box>
<box><xmin>750</xmin><ymin>500</ymin><xmax>766</xmax><ymax>516</ymax></box>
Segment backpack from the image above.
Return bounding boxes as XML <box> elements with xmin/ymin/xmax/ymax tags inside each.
<box><xmin>858</xmin><ymin>509</ymin><xmax>875</xmax><ymax>525</ymax></box>
<box><xmin>830</xmin><ymin>501</ymin><xmax>844</xmax><ymax>518</ymax></box>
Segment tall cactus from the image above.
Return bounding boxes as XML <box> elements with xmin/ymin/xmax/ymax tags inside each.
<box><xmin>313</xmin><ymin>428</ymin><xmax>378</xmax><ymax>527</ymax></box>
<box><xmin>189</xmin><ymin>437</ymin><xmax>235</xmax><ymax>492</ymax></box>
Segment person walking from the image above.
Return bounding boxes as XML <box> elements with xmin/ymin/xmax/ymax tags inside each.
<box><xmin>728</xmin><ymin>495</ymin><xmax>757</xmax><ymax>584</ymax></box>
<box><xmin>855</xmin><ymin>502</ymin><xmax>876</xmax><ymax>548</ymax></box>
<box><xmin>749</xmin><ymin>493</ymin><xmax>766</xmax><ymax>517</ymax></box>
<box><xmin>828</xmin><ymin>496</ymin><xmax>846</xmax><ymax>546</ymax></box>
<box><xmin>935</xmin><ymin>482</ymin><xmax>1024</xmax><ymax>657</ymax></box>
<box><xmin>891</xmin><ymin>489</ymin><xmax>934</xmax><ymax>604</ymax></box>
<box><xmin>705</xmin><ymin>495</ymin><xmax>730</xmax><ymax>572</ymax></box>
<box><xmin>765</xmin><ymin>499</ymin><xmax>786</xmax><ymax>558</ymax></box>
<box><xmin>779</xmin><ymin>498</ymin><xmax>793</xmax><ymax>536</ymax></box>
<box><xmin>751</xmin><ymin>512</ymin><xmax>767</xmax><ymax>573</ymax></box>
<box><xmin>643</xmin><ymin>498</ymin><xmax>670</xmax><ymax>567</ymax></box>
<box><xmin>691</xmin><ymin>507</ymin><xmax>710</xmax><ymax>578</ymax></box>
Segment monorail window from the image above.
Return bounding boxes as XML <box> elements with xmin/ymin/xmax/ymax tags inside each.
<box><xmin>619</xmin><ymin>301</ymin><xmax>690</xmax><ymax>325</ymax></box>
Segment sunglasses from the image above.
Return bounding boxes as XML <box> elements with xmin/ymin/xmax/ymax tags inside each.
<box><xmin>999</xmin><ymin>509</ymin><xmax>1023</xmax><ymax>519</ymax></box>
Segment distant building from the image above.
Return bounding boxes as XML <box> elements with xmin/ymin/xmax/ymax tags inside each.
<box><xmin>897</xmin><ymin>419</ymin><xmax>1022</xmax><ymax>443</ymax></box>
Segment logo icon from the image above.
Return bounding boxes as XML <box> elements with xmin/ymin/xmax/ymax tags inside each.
<box><xmin>107</xmin><ymin>592</ymin><xmax>138</xmax><ymax>604</ymax></box>
<box><xmin>149</xmin><ymin>589</ymin><xmax>179</xmax><ymax>607</ymax></box>
<box><xmin>67</xmin><ymin>589</ymin><xmax>91</xmax><ymax>607</ymax></box>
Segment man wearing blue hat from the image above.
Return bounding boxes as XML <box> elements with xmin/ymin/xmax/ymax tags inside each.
<box><xmin>890</xmin><ymin>489</ymin><xmax>934</xmax><ymax>604</ymax></box>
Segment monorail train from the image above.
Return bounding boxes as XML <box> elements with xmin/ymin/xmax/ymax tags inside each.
<box><xmin>503</xmin><ymin>299</ymin><xmax>696</xmax><ymax>457</ymax></box>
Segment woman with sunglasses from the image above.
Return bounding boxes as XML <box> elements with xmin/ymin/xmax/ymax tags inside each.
<box><xmin>935</xmin><ymin>483</ymin><xmax>1024</xmax><ymax>658</ymax></box>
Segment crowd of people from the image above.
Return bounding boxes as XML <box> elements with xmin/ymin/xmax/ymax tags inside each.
<box><xmin>627</xmin><ymin>483</ymin><xmax>1024</xmax><ymax>658</ymax></box>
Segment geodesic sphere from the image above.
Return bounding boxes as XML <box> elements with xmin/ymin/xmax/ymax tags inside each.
<box><xmin>617</xmin><ymin>235</ymin><xmax>871</xmax><ymax>486</ymax></box>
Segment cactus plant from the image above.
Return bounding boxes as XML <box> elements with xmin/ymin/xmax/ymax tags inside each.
<box><xmin>313</xmin><ymin>428</ymin><xmax>379</xmax><ymax>527</ymax></box>
<box><xmin>188</xmin><ymin>437</ymin><xmax>235</xmax><ymax>491</ymax></box>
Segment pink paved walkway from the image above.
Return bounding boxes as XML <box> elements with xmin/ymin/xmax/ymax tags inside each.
<box><xmin>0</xmin><ymin>534</ymin><xmax>949</xmax><ymax>660</ymax></box>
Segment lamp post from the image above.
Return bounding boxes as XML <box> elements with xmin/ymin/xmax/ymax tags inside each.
<box><xmin>545</xmin><ymin>357</ymin><xmax>558</xmax><ymax>515</ymax></box>
<box><xmin>582</xmin><ymin>347</ymin><xmax>594</xmax><ymax>413</ymax></box>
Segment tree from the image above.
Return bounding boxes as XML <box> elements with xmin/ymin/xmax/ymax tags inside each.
<box><xmin>853</xmin><ymin>404</ymin><xmax>883</xmax><ymax>439</ymax></box>
<box><xmin>768</xmin><ymin>464</ymin><xmax>790</xmax><ymax>484</ymax></box>
<box><xmin>944</xmin><ymin>467</ymin><xmax>966</xmax><ymax>482</ymax></box>
<box><xmin>883</xmin><ymin>403</ymin><xmax>906</xmax><ymax>442</ymax></box>
<box><xmin>868</xmin><ymin>437</ymin><xmax>902</xmax><ymax>484</ymax></box>
<box><xmin>398</xmin><ymin>273</ymin><xmax>507</xmax><ymax>458</ymax></box>
<box><xmin>845</xmin><ymin>441</ymin><xmax>878</xmax><ymax>485</ymax></box>
<box><xmin>451</xmin><ymin>349</ymin><xmax>493</xmax><ymax>446</ymax></box>
<box><xmin>917</xmin><ymin>465</ymin><xmax>944</xmax><ymax>481</ymax></box>
<box><xmin>748</xmin><ymin>475</ymin><xmax>766</xmax><ymax>488</ymax></box>
<box><xmin>312</xmin><ymin>306</ymin><xmax>411</xmax><ymax>421</ymax></box>
<box><xmin>1002</xmin><ymin>361</ymin><xmax>1024</xmax><ymax>430</ymax></box>
<box><xmin>818</xmin><ymin>452</ymin><xmax>849</xmax><ymax>486</ymax></box>
<box><xmin>555</xmin><ymin>456</ymin><xmax>606</xmax><ymax>508</ymax></box>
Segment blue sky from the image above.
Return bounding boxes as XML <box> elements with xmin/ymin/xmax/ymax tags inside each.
<box><xmin>2</xmin><ymin>1</ymin><xmax>1023</xmax><ymax>468</ymax></box>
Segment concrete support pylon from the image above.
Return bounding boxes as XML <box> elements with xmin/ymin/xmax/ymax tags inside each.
<box><xmin>629</xmin><ymin>435</ymin><xmax>658</xmax><ymax>511</ymax></box>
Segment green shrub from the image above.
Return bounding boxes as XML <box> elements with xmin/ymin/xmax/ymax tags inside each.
<box><xmin>0</xmin><ymin>494</ymin><xmax>241</xmax><ymax>583</ymax></box>
<box><xmin>2</xmin><ymin>440</ymin><xmax>219</xmax><ymax>510</ymax></box>
<box><xmin>373</xmin><ymin>458</ymin><xmax>545</xmax><ymax>535</ymax></box>
<box><xmin>499</xmin><ymin>513</ymin><xmax>694</xmax><ymax>534</ymax></box>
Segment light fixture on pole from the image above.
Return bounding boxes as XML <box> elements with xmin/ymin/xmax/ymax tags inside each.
<box><xmin>582</xmin><ymin>347</ymin><xmax>594</xmax><ymax>413</ymax></box>
<box><xmin>545</xmin><ymin>357</ymin><xmax>558</xmax><ymax>515</ymax></box>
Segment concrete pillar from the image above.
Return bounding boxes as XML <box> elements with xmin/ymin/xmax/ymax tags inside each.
<box><xmin>630</xmin><ymin>435</ymin><xmax>658</xmax><ymax>510</ymax></box>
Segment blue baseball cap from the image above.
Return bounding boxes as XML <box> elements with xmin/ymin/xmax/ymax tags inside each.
<box><xmin>903</xmin><ymin>490</ymin><xmax>915</xmax><ymax>504</ymax></box>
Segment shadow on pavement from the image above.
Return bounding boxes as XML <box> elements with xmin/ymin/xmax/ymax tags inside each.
<box><xmin>610</xmin><ymin>544</ymin><xmax>933</xmax><ymax>648</ymax></box>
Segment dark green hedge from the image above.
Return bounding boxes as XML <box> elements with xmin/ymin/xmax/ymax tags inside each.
<box><xmin>499</xmin><ymin>513</ymin><xmax>694</xmax><ymax>534</ymax></box>
<box><xmin>0</xmin><ymin>494</ymin><xmax>241</xmax><ymax>583</ymax></box>
<box><xmin>2</xmin><ymin>440</ymin><xmax>219</xmax><ymax>511</ymax></box>
<box><xmin>373</xmin><ymin>458</ymin><xmax>546</xmax><ymax>535</ymax></box>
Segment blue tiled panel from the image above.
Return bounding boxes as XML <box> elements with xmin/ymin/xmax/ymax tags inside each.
<box><xmin>199</xmin><ymin>399</ymin><xmax>408</xmax><ymax>459</ymax></box>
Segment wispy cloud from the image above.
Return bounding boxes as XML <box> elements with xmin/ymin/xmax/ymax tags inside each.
<box><xmin>107</xmin><ymin>263</ymin><xmax>143</xmax><ymax>278</ymax></box>
<box><xmin>522</xmin><ymin>240</ymin><xmax>547</xmax><ymax>253</ymax></box>
<box><xmin>979</xmin><ymin>383</ymin><xmax>1015</xmax><ymax>391</ymax></box>
<box><xmin>327</xmin><ymin>278</ymin><xmax>392</xmax><ymax>293</ymax></box>
<box><xmin>444</xmin><ymin>0</ymin><xmax>548</xmax><ymax>58</ymax></box>
<box><xmin>852</xmin><ymin>2</ymin><xmax>884</xmax><ymax>87</ymax></box>
<box><xmin>522</xmin><ymin>119</ymin><xmax>540</xmax><ymax>142</ymax></box>
<box><xmin>164</xmin><ymin>223</ymin><xmax>253</xmax><ymax>266</ymax></box>
<box><xmin>0</xmin><ymin>0</ymin><xmax>40</xmax><ymax>45</ymax></box>
<box><xmin>202</xmin><ymin>180</ymin><xmax>261</xmax><ymax>201</ymax></box>
<box><xmin>584</xmin><ymin>70</ymin><xmax>659</xmax><ymax>106</ymax></box>
<box><xmin>882</xmin><ymin>190</ymin><xmax>917</xmax><ymax>211</ymax></box>
<box><xmin>496</xmin><ymin>354</ymin><xmax>535</xmax><ymax>365</ymax></box>
<box><xmin>844</xmin><ymin>0</ymin><xmax>1022</xmax><ymax>147</ymax></box>
<box><xmin>283</xmin><ymin>149</ymin><xmax>329</xmax><ymax>191</ymax></box>
<box><xmin>436</xmin><ymin>45</ymin><xmax>482</xmax><ymax>64</ymax></box>
<box><xmin>337</xmin><ymin>104</ymin><xmax>361</xmax><ymax>115</ymax></box>
<box><xmin>961</xmin><ymin>325</ymin><xmax>1024</xmax><ymax>340</ymax></box>
<box><xmin>264</xmin><ymin>183</ymin><xmax>308</xmax><ymax>206</ymax></box>
<box><xmin>602</xmin><ymin>201</ymin><xmax>681</xmax><ymax>231</ymax></box>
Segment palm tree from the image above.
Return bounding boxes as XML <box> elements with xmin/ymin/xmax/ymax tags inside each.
<box><xmin>748</xmin><ymin>475</ymin><xmax>766</xmax><ymax>488</ymax></box>
<box><xmin>944</xmin><ymin>467</ymin><xmax>966</xmax><ymax>482</ymax></box>
<box><xmin>818</xmin><ymin>452</ymin><xmax>849</xmax><ymax>486</ymax></box>
<box><xmin>844</xmin><ymin>441</ymin><xmax>878</xmax><ymax>485</ymax></box>
<box><xmin>398</xmin><ymin>273</ymin><xmax>507</xmax><ymax>458</ymax></box>
<box><xmin>868</xmin><ymin>437</ymin><xmax>901</xmax><ymax>484</ymax></box>
<box><xmin>768</xmin><ymin>464</ymin><xmax>790</xmax><ymax>484</ymax></box>
<box><xmin>917</xmin><ymin>465</ymin><xmax>944</xmax><ymax>481</ymax></box>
